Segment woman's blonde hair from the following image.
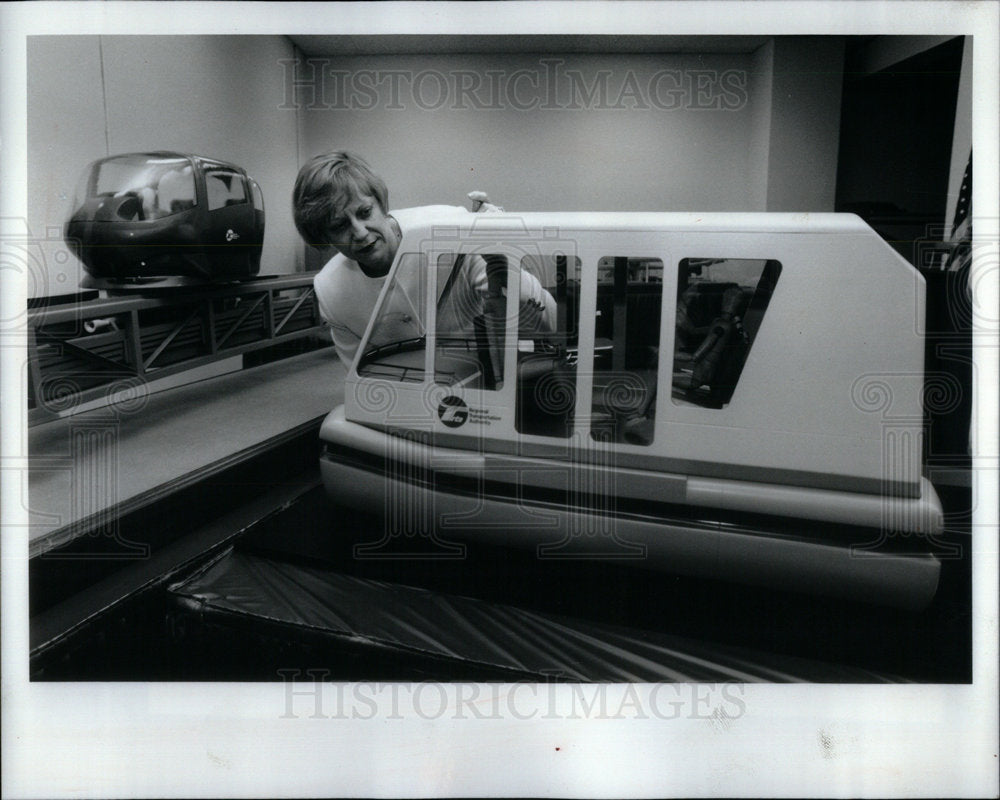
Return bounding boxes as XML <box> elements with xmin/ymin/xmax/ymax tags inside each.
<box><xmin>292</xmin><ymin>151</ymin><xmax>389</xmax><ymax>248</ymax></box>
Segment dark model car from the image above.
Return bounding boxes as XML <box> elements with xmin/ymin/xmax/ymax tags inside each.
<box><xmin>65</xmin><ymin>152</ymin><xmax>265</xmax><ymax>288</ymax></box>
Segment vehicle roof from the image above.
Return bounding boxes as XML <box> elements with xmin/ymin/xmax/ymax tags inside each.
<box><xmin>401</xmin><ymin>211</ymin><xmax>873</xmax><ymax>235</ymax></box>
<box><xmin>91</xmin><ymin>151</ymin><xmax>244</xmax><ymax>171</ymax></box>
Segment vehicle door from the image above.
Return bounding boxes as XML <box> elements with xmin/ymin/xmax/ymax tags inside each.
<box><xmin>201</xmin><ymin>164</ymin><xmax>255</xmax><ymax>277</ymax></box>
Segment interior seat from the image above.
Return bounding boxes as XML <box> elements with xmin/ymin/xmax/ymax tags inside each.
<box><xmin>673</xmin><ymin>284</ymin><xmax>748</xmax><ymax>399</ymax></box>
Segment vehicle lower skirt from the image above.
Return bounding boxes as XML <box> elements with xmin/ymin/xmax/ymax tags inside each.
<box><xmin>320</xmin><ymin>453</ymin><xmax>941</xmax><ymax>611</ymax></box>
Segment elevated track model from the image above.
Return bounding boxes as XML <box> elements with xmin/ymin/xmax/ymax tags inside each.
<box><xmin>27</xmin><ymin>273</ymin><xmax>327</xmax><ymax>425</ymax></box>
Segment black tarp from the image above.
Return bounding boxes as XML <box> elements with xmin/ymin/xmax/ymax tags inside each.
<box><xmin>170</xmin><ymin>549</ymin><xmax>903</xmax><ymax>682</ymax></box>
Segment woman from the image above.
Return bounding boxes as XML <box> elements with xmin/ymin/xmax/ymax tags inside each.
<box><xmin>293</xmin><ymin>150</ymin><xmax>553</xmax><ymax>366</ymax></box>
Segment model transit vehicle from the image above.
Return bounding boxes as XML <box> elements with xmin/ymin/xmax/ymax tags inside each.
<box><xmin>319</xmin><ymin>211</ymin><xmax>947</xmax><ymax>610</ymax></box>
<box><xmin>65</xmin><ymin>152</ymin><xmax>265</xmax><ymax>288</ymax></box>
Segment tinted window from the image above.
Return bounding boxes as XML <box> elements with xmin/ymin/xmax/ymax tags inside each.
<box><xmin>87</xmin><ymin>155</ymin><xmax>196</xmax><ymax>220</ymax></box>
<box><xmin>434</xmin><ymin>253</ymin><xmax>508</xmax><ymax>390</ymax></box>
<box><xmin>671</xmin><ymin>258</ymin><xmax>781</xmax><ymax>408</ymax></box>
<box><xmin>515</xmin><ymin>254</ymin><xmax>580</xmax><ymax>438</ymax></box>
<box><xmin>205</xmin><ymin>168</ymin><xmax>247</xmax><ymax>211</ymax></box>
<box><xmin>590</xmin><ymin>257</ymin><xmax>663</xmax><ymax>445</ymax></box>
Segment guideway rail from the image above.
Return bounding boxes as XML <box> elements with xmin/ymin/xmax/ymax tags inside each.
<box><xmin>27</xmin><ymin>272</ymin><xmax>326</xmax><ymax>425</ymax></box>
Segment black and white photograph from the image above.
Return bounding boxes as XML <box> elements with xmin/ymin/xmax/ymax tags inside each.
<box><xmin>2</xmin><ymin>1</ymin><xmax>997</xmax><ymax>797</ymax></box>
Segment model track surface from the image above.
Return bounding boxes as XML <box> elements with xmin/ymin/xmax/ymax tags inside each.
<box><xmin>31</xmin><ymin>483</ymin><xmax>971</xmax><ymax>683</ymax></box>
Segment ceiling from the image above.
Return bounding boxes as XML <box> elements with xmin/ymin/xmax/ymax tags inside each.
<box><xmin>287</xmin><ymin>35</ymin><xmax>774</xmax><ymax>57</ymax></box>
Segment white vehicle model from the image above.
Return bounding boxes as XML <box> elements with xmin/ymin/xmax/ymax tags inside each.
<box><xmin>320</xmin><ymin>212</ymin><xmax>947</xmax><ymax>610</ymax></box>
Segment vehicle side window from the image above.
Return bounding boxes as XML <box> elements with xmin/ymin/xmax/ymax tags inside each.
<box><xmin>88</xmin><ymin>156</ymin><xmax>196</xmax><ymax>219</ymax></box>
<box><xmin>434</xmin><ymin>253</ymin><xmax>508</xmax><ymax>390</ymax></box>
<box><xmin>671</xmin><ymin>258</ymin><xmax>781</xmax><ymax>408</ymax></box>
<box><xmin>205</xmin><ymin>168</ymin><xmax>248</xmax><ymax>211</ymax></box>
<box><xmin>155</xmin><ymin>166</ymin><xmax>197</xmax><ymax>215</ymax></box>
<box><xmin>515</xmin><ymin>254</ymin><xmax>581</xmax><ymax>439</ymax></box>
<box><xmin>589</xmin><ymin>257</ymin><xmax>663</xmax><ymax>446</ymax></box>
<box><xmin>519</xmin><ymin>253</ymin><xmax>581</xmax><ymax>341</ymax></box>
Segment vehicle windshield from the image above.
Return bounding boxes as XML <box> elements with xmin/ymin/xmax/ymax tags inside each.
<box><xmin>357</xmin><ymin>253</ymin><xmax>429</xmax><ymax>381</ymax></box>
<box><xmin>78</xmin><ymin>155</ymin><xmax>197</xmax><ymax>221</ymax></box>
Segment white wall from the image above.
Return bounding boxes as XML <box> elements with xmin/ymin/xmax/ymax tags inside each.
<box><xmin>27</xmin><ymin>37</ymin><xmax>846</xmax><ymax>294</ymax></box>
<box><xmin>27</xmin><ymin>35</ymin><xmax>303</xmax><ymax>295</ymax></box>
<box><xmin>297</xmin><ymin>43</ymin><xmax>844</xmax><ymax>269</ymax></box>
<box><xmin>748</xmin><ymin>37</ymin><xmax>845</xmax><ymax>212</ymax></box>
<box><xmin>299</xmin><ymin>53</ymin><xmax>758</xmax><ymax>217</ymax></box>
<box><xmin>746</xmin><ymin>41</ymin><xmax>775</xmax><ymax>211</ymax></box>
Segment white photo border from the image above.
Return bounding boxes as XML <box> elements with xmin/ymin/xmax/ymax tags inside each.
<box><xmin>2</xmin><ymin>2</ymin><xmax>997</xmax><ymax>798</ymax></box>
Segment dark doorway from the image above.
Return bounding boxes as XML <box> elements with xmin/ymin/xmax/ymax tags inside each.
<box><xmin>836</xmin><ymin>37</ymin><xmax>965</xmax><ymax>264</ymax></box>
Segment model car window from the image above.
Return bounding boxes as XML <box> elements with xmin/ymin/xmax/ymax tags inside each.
<box><xmin>88</xmin><ymin>155</ymin><xmax>196</xmax><ymax>221</ymax></box>
<box><xmin>589</xmin><ymin>257</ymin><xmax>663</xmax><ymax>446</ymax></box>
<box><xmin>357</xmin><ymin>253</ymin><xmax>429</xmax><ymax>382</ymax></box>
<box><xmin>205</xmin><ymin>168</ymin><xmax>248</xmax><ymax>211</ymax></box>
<box><xmin>671</xmin><ymin>257</ymin><xmax>782</xmax><ymax>408</ymax></box>
<box><xmin>519</xmin><ymin>254</ymin><xmax>581</xmax><ymax>339</ymax></box>
<box><xmin>591</xmin><ymin>256</ymin><xmax>663</xmax><ymax>285</ymax></box>
<box><xmin>434</xmin><ymin>253</ymin><xmax>508</xmax><ymax>390</ymax></box>
<box><xmin>515</xmin><ymin>254</ymin><xmax>582</xmax><ymax>439</ymax></box>
<box><xmin>153</xmin><ymin>165</ymin><xmax>197</xmax><ymax>216</ymax></box>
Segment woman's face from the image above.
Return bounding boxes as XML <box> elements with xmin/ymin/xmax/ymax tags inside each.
<box><xmin>326</xmin><ymin>192</ymin><xmax>400</xmax><ymax>277</ymax></box>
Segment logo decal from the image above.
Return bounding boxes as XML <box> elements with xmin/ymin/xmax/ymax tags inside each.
<box><xmin>437</xmin><ymin>396</ymin><xmax>469</xmax><ymax>428</ymax></box>
<box><xmin>226</xmin><ymin>229</ymin><xmax>240</xmax><ymax>242</ymax></box>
